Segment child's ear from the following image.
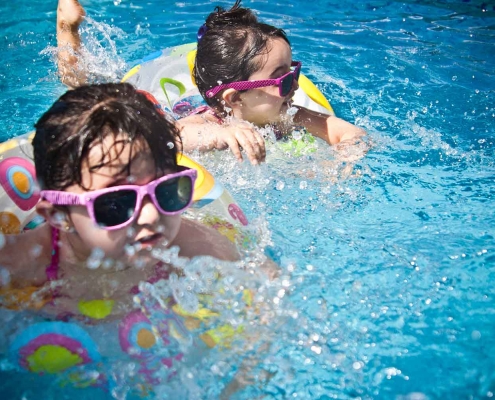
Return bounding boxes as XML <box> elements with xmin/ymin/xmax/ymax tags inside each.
<box><xmin>36</xmin><ymin>201</ymin><xmax>72</xmax><ymax>231</ymax></box>
<box><xmin>221</xmin><ymin>88</ymin><xmax>242</xmax><ymax>109</ymax></box>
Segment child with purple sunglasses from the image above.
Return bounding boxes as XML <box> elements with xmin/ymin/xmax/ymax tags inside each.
<box><xmin>178</xmin><ymin>0</ymin><xmax>366</xmax><ymax>164</ymax></box>
<box><xmin>0</xmin><ymin>82</ymin><xmax>239</xmax><ymax>318</ymax></box>
<box><xmin>56</xmin><ymin>0</ymin><xmax>365</xmax><ymax>165</ymax></box>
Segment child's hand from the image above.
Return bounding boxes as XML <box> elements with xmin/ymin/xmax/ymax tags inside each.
<box><xmin>177</xmin><ymin>115</ymin><xmax>265</xmax><ymax>164</ymax></box>
<box><xmin>215</xmin><ymin>123</ymin><xmax>266</xmax><ymax>165</ymax></box>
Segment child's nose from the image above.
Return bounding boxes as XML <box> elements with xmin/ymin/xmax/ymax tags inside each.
<box><xmin>136</xmin><ymin>196</ymin><xmax>160</xmax><ymax>226</ymax></box>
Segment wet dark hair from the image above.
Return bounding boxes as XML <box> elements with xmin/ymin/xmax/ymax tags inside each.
<box><xmin>33</xmin><ymin>82</ymin><xmax>180</xmax><ymax>190</ymax></box>
<box><xmin>194</xmin><ymin>0</ymin><xmax>290</xmax><ymax>112</ymax></box>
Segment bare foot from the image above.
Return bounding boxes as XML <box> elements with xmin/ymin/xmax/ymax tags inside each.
<box><xmin>57</xmin><ymin>0</ymin><xmax>85</xmax><ymax>31</ymax></box>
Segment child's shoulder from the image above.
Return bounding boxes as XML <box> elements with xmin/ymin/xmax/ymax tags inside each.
<box><xmin>174</xmin><ymin>218</ymin><xmax>239</xmax><ymax>261</ymax></box>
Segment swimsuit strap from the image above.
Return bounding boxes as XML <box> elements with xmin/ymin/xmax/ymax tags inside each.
<box><xmin>46</xmin><ymin>227</ymin><xmax>60</xmax><ymax>281</ymax></box>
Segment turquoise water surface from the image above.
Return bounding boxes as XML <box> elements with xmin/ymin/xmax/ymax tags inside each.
<box><xmin>1</xmin><ymin>0</ymin><xmax>495</xmax><ymax>399</ymax></box>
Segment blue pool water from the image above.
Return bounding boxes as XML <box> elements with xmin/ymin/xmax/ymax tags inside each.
<box><xmin>1</xmin><ymin>0</ymin><xmax>495</xmax><ymax>398</ymax></box>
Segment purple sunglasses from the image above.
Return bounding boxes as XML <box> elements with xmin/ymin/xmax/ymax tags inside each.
<box><xmin>205</xmin><ymin>61</ymin><xmax>302</xmax><ymax>99</ymax></box>
<box><xmin>41</xmin><ymin>168</ymin><xmax>197</xmax><ymax>231</ymax></box>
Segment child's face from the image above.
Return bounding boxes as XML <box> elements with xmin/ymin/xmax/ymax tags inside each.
<box><xmin>235</xmin><ymin>38</ymin><xmax>298</xmax><ymax>125</ymax></box>
<box><xmin>64</xmin><ymin>134</ymin><xmax>182</xmax><ymax>266</ymax></box>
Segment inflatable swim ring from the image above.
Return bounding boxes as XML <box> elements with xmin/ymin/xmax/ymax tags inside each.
<box><xmin>122</xmin><ymin>42</ymin><xmax>335</xmax><ymax>118</ymax></box>
<box><xmin>3</xmin><ymin>281</ymin><xmax>250</xmax><ymax>390</ymax></box>
<box><xmin>0</xmin><ymin>131</ymin><xmax>249</xmax><ymax>235</ymax></box>
<box><xmin>0</xmin><ymin>131</ymin><xmax>253</xmax><ymax>389</ymax></box>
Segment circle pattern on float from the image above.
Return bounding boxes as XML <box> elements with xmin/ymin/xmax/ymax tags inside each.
<box><xmin>10</xmin><ymin>322</ymin><xmax>101</xmax><ymax>374</ymax></box>
<box><xmin>0</xmin><ymin>157</ymin><xmax>39</xmax><ymax>211</ymax></box>
<box><xmin>7</xmin><ymin>166</ymin><xmax>34</xmax><ymax>199</ymax></box>
<box><xmin>0</xmin><ymin>211</ymin><xmax>21</xmax><ymax>234</ymax></box>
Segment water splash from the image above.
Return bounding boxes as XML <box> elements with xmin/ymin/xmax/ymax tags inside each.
<box><xmin>41</xmin><ymin>17</ymin><xmax>128</xmax><ymax>84</ymax></box>
<box><xmin>119</xmin><ymin>244</ymin><xmax>301</xmax><ymax>397</ymax></box>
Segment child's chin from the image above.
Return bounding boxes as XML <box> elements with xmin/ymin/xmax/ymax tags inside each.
<box><xmin>265</xmin><ymin>112</ymin><xmax>284</xmax><ymax>124</ymax></box>
<box><xmin>280</xmin><ymin>103</ymin><xmax>291</xmax><ymax>115</ymax></box>
<box><xmin>127</xmin><ymin>252</ymin><xmax>156</xmax><ymax>270</ymax></box>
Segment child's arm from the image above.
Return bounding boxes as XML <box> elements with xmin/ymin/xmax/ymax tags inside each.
<box><xmin>56</xmin><ymin>0</ymin><xmax>86</xmax><ymax>88</ymax></box>
<box><xmin>177</xmin><ymin>114</ymin><xmax>266</xmax><ymax>165</ymax></box>
<box><xmin>293</xmin><ymin>106</ymin><xmax>366</xmax><ymax>145</ymax></box>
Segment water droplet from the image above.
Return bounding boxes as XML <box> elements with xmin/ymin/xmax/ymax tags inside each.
<box><xmin>30</xmin><ymin>244</ymin><xmax>42</xmax><ymax>258</ymax></box>
<box><xmin>125</xmin><ymin>244</ymin><xmax>136</xmax><ymax>257</ymax></box>
<box><xmin>87</xmin><ymin>248</ymin><xmax>105</xmax><ymax>269</ymax></box>
<box><xmin>353</xmin><ymin>361</ymin><xmax>363</xmax><ymax>370</ymax></box>
<box><xmin>0</xmin><ymin>267</ymin><xmax>11</xmax><ymax>286</ymax></box>
<box><xmin>275</xmin><ymin>181</ymin><xmax>285</xmax><ymax>191</ymax></box>
<box><xmin>286</xmin><ymin>106</ymin><xmax>298</xmax><ymax>116</ymax></box>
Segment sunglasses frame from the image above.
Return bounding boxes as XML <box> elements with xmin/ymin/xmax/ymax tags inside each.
<box><xmin>40</xmin><ymin>168</ymin><xmax>197</xmax><ymax>231</ymax></box>
<box><xmin>205</xmin><ymin>61</ymin><xmax>302</xmax><ymax>99</ymax></box>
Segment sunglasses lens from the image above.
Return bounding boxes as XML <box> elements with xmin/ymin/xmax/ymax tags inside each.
<box><xmin>281</xmin><ymin>75</ymin><xmax>294</xmax><ymax>97</ymax></box>
<box><xmin>155</xmin><ymin>176</ymin><xmax>193</xmax><ymax>212</ymax></box>
<box><xmin>294</xmin><ymin>65</ymin><xmax>301</xmax><ymax>81</ymax></box>
<box><xmin>94</xmin><ymin>190</ymin><xmax>137</xmax><ymax>228</ymax></box>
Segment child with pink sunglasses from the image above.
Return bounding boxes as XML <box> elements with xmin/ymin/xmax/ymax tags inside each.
<box><xmin>0</xmin><ymin>82</ymin><xmax>239</xmax><ymax>318</ymax></box>
<box><xmin>0</xmin><ymin>83</ymin><xmax>277</xmax><ymax>395</ymax></box>
<box><xmin>56</xmin><ymin>0</ymin><xmax>365</xmax><ymax>166</ymax></box>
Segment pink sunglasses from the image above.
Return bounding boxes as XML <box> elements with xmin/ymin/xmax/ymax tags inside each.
<box><xmin>205</xmin><ymin>61</ymin><xmax>302</xmax><ymax>99</ymax></box>
<box><xmin>41</xmin><ymin>168</ymin><xmax>197</xmax><ymax>231</ymax></box>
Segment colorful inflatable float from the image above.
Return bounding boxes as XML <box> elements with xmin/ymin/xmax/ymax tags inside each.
<box><xmin>122</xmin><ymin>42</ymin><xmax>334</xmax><ymax>118</ymax></box>
<box><xmin>122</xmin><ymin>42</ymin><xmax>334</xmax><ymax>158</ymax></box>
<box><xmin>0</xmin><ymin>130</ymin><xmax>251</xmax><ymax>390</ymax></box>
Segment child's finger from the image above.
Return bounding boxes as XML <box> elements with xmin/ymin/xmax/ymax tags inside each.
<box><xmin>239</xmin><ymin>127</ymin><xmax>265</xmax><ymax>164</ymax></box>
<box><xmin>252</xmin><ymin>130</ymin><xmax>266</xmax><ymax>162</ymax></box>
<box><xmin>233</xmin><ymin>123</ymin><xmax>265</xmax><ymax>163</ymax></box>
<box><xmin>224</xmin><ymin>136</ymin><xmax>244</xmax><ymax>163</ymax></box>
<box><xmin>235</xmin><ymin>131</ymin><xmax>260</xmax><ymax>165</ymax></box>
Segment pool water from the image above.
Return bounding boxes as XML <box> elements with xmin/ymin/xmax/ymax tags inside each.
<box><xmin>1</xmin><ymin>0</ymin><xmax>495</xmax><ymax>399</ymax></box>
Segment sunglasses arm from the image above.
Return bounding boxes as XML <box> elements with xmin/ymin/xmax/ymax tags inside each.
<box><xmin>40</xmin><ymin>191</ymin><xmax>87</xmax><ymax>206</ymax></box>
